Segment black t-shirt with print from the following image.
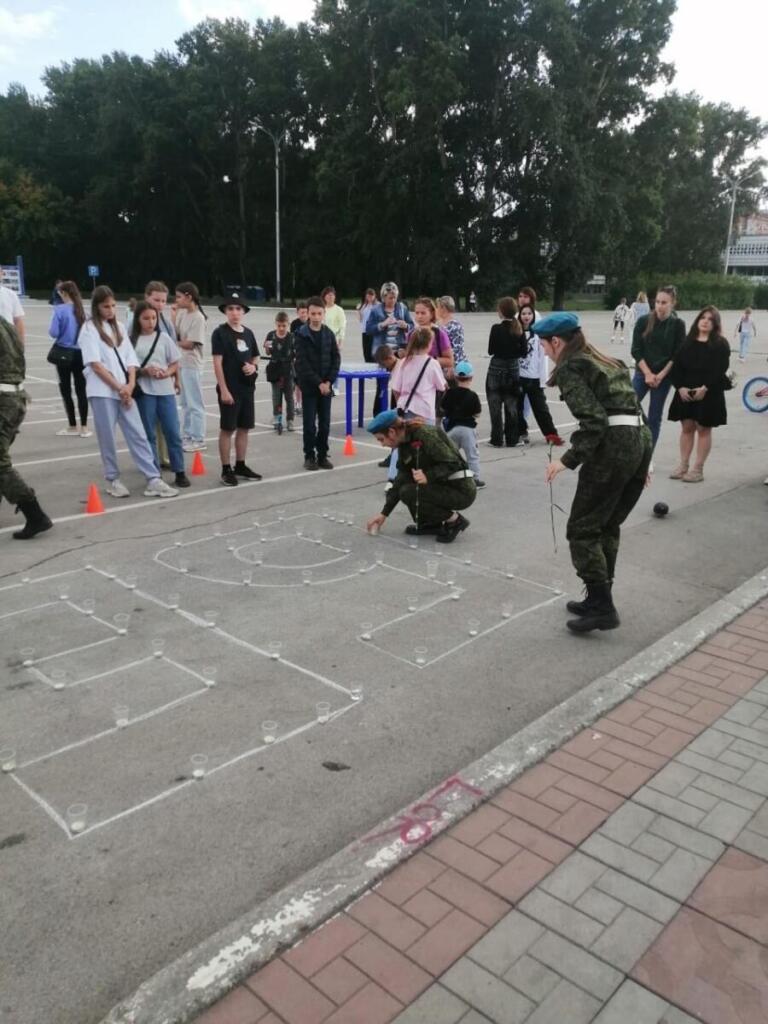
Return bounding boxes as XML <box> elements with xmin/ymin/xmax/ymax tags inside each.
<box><xmin>211</xmin><ymin>323</ymin><xmax>260</xmax><ymax>391</ymax></box>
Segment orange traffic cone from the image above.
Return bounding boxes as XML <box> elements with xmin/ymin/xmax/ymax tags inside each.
<box><xmin>85</xmin><ymin>483</ymin><xmax>105</xmax><ymax>515</ymax></box>
<box><xmin>191</xmin><ymin>451</ymin><xmax>206</xmax><ymax>475</ymax></box>
<box><xmin>343</xmin><ymin>434</ymin><xmax>357</xmax><ymax>456</ymax></box>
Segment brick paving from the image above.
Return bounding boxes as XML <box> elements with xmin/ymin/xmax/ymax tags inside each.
<box><xmin>193</xmin><ymin>603</ymin><xmax>768</xmax><ymax>1024</ymax></box>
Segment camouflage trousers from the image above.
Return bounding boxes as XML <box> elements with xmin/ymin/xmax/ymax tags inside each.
<box><xmin>399</xmin><ymin>477</ymin><xmax>477</xmax><ymax>526</ymax></box>
<box><xmin>566</xmin><ymin>426</ymin><xmax>652</xmax><ymax>584</ymax></box>
<box><xmin>0</xmin><ymin>392</ymin><xmax>34</xmax><ymax>505</ymax></box>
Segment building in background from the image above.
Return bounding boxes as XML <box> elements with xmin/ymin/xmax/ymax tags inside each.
<box><xmin>724</xmin><ymin>212</ymin><xmax>768</xmax><ymax>281</ymax></box>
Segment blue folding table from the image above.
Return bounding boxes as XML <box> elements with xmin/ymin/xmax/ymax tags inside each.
<box><xmin>336</xmin><ymin>363</ymin><xmax>390</xmax><ymax>435</ymax></box>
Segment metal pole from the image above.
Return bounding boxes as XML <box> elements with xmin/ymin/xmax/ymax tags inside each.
<box><xmin>724</xmin><ymin>179</ymin><xmax>738</xmax><ymax>276</ymax></box>
<box><xmin>274</xmin><ymin>134</ymin><xmax>281</xmax><ymax>304</ymax></box>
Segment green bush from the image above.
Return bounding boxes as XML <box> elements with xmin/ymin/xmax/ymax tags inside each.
<box><xmin>753</xmin><ymin>284</ymin><xmax>768</xmax><ymax>310</ymax></box>
<box><xmin>606</xmin><ymin>272</ymin><xmax>755</xmax><ymax>310</ymax></box>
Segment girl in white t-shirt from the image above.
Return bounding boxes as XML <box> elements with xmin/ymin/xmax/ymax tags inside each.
<box><xmin>387</xmin><ymin>327</ymin><xmax>446</xmax><ymax>481</ymax></box>
<box><xmin>78</xmin><ymin>286</ymin><xmax>177</xmax><ymax>499</ymax></box>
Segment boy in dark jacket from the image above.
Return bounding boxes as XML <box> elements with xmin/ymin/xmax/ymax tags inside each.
<box><xmin>441</xmin><ymin>360</ymin><xmax>484</xmax><ymax>487</ymax></box>
<box><xmin>264</xmin><ymin>311</ymin><xmax>295</xmax><ymax>434</ymax></box>
<box><xmin>294</xmin><ymin>296</ymin><xmax>341</xmax><ymax>470</ymax></box>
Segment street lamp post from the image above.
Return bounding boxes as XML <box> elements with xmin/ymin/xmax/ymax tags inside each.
<box><xmin>255</xmin><ymin>123</ymin><xmax>286</xmax><ymax>303</ymax></box>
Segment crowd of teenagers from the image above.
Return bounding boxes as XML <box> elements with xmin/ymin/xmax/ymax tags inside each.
<box><xmin>0</xmin><ymin>274</ymin><xmax>746</xmax><ymax>634</ymax></box>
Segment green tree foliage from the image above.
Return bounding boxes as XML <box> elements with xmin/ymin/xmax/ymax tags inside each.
<box><xmin>0</xmin><ymin>2</ymin><xmax>764</xmax><ymax>301</ymax></box>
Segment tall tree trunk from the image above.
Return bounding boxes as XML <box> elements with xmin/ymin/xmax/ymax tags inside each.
<box><xmin>552</xmin><ymin>268</ymin><xmax>567</xmax><ymax>310</ymax></box>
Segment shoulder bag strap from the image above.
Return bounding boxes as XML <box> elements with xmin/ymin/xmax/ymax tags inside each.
<box><xmin>401</xmin><ymin>356</ymin><xmax>432</xmax><ymax>414</ymax></box>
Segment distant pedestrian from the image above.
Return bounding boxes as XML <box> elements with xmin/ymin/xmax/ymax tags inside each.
<box><xmin>630</xmin><ymin>291</ymin><xmax>650</xmax><ymax>322</ymax></box>
<box><xmin>631</xmin><ymin>285</ymin><xmax>686</xmax><ymax>450</ymax></box>
<box><xmin>48</xmin><ymin>280</ymin><xmax>91</xmax><ymax>437</ymax></box>
<box><xmin>357</xmin><ymin>288</ymin><xmax>378</xmax><ymax>362</ymax></box>
<box><xmin>486</xmin><ymin>296</ymin><xmax>526</xmax><ymax>447</ymax></box>
<box><xmin>321</xmin><ymin>285</ymin><xmax>346</xmax><ymax>351</ymax></box>
<box><xmin>668</xmin><ymin>306</ymin><xmax>730</xmax><ymax>484</ymax></box>
<box><xmin>175</xmin><ymin>281</ymin><xmax>208</xmax><ymax>453</ymax></box>
<box><xmin>535</xmin><ymin>312</ymin><xmax>650</xmax><ymax>634</ymax></box>
<box><xmin>264</xmin><ymin>311</ymin><xmax>296</xmax><ymax>434</ymax></box>
<box><xmin>468</xmin><ymin>291</ymin><xmax>477</xmax><ymax>312</ymax></box>
<box><xmin>734</xmin><ymin>306</ymin><xmax>757</xmax><ymax>361</ymax></box>
<box><xmin>211</xmin><ymin>292</ymin><xmax>261</xmax><ymax>486</ymax></box>
<box><xmin>612</xmin><ymin>297</ymin><xmax>630</xmax><ymax>343</ymax></box>
<box><xmin>436</xmin><ymin>296</ymin><xmax>467</xmax><ymax>366</ymax></box>
<box><xmin>295</xmin><ymin>295</ymin><xmax>340</xmax><ymax>471</ymax></box>
<box><xmin>0</xmin><ymin>315</ymin><xmax>53</xmax><ymax>539</ymax></box>
<box><xmin>516</xmin><ymin>303</ymin><xmax>562</xmax><ymax>446</ymax></box>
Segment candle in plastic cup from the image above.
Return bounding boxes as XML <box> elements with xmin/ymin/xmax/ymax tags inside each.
<box><xmin>114</xmin><ymin>705</ymin><xmax>129</xmax><ymax>728</ymax></box>
<box><xmin>445</xmin><ymin>570</ymin><xmax>456</xmax><ymax>586</ymax></box>
<box><xmin>204</xmin><ymin>610</ymin><xmax>218</xmax><ymax>628</ymax></box>
<box><xmin>104</xmin><ymin>566</ymin><xmax>116</xmax><ymax>579</ymax></box>
<box><xmin>360</xmin><ymin>622</ymin><xmax>373</xmax><ymax>641</ymax></box>
<box><xmin>152</xmin><ymin>637</ymin><xmax>165</xmax><ymax>659</ymax></box>
<box><xmin>0</xmin><ymin>748</ymin><xmax>16</xmax><ymax>772</ymax></box>
<box><xmin>21</xmin><ymin>575</ymin><xmax>31</xmax><ymax>583</ymax></box>
<box><xmin>114</xmin><ymin>612</ymin><xmax>130</xmax><ymax>635</ymax></box>
<box><xmin>82</xmin><ymin>558</ymin><xmax>93</xmax><ymax>571</ymax></box>
<box><xmin>506</xmin><ymin>565</ymin><xmax>515</xmax><ymax>579</ymax></box>
<box><xmin>168</xmin><ymin>593</ymin><xmax>180</xmax><ymax>609</ymax></box>
<box><xmin>81</xmin><ymin>598</ymin><xmax>95</xmax><ymax>616</ymax></box>
<box><xmin>268</xmin><ymin>641</ymin><xmax>282</xmax><ymax>661</ymax></box>
<box><xmin>295</xmin><ymin>523</ymin><xmax>304</xmax><ymax>538</ymax></box>
<box><xmin>350</xmin><ymin>687</ymin><xmax>363</xmax><ymax>702</ymax></box>
<box><xmin>213</xmin><ymin>527</ymin><xmax>223</xmax><ymax>537</ymax></box>
<box><xmin>178</xmin><ymin>559</ymin><xmax>189</xmax><ymax>574</ymax></box>
<box><xmin>415</xmin><ymin>645</ymin><xmax>428</xmax><ymax>666</ymax></box>
<box><xmin>409</xmin><ymin>540</ymin><xmax>418</xmax><ymax>550</ymax></box>
<box><xmin>464</xmin><ymin>553</ymin><xmax>472</xmax><ymax>565</ymax></box>
<box><xmin>226</xmin><ymin>540</ymin><xmax>236</xmax><ymax>552</ymax></box>
<box><xmin>346</xmin><ymin>513</ymin><xmax>354</xmax><ymax>527</ymax></box>
<box><xmin>58</xmin><ymin>581</ymin><xmax>70</xmax><ymax>600</ymax></box>
<box><xmin>502</xmin><ymin>602</ymin><xmax>513</xmax><ymax>619</ymax></box>
<box><xmin>451</xmin><ymin>589</ymin><xmax>461</xmax><ymax>601</ymax></box>
<box><xmin>125</xmin><ymin>573</ymin><xmax>137</xmax><ymax>590</ymax></box>
<box><xmin>50</xmin><ymin>669</ymin><xmax>67</xmax><ymax>691</ymax></box>
<box><xmin>322</xmin><ymin>508</ymin><xmax>330</xmax><ymax>519</ymax></box>
<box><xmin>407</xmin><ymin>595</ymin><xmax>418</xmax><ymax>613</ymax></box>
<box><xmin>262</xmin><ymin>721</ymin><xmax>277</xmax><ymax>744</ymax></box>
<box><xmin>174</xmin><ymin>539</ymin><xmax>183</xmax><ymax>547</ymax></box>
<box><xmin>316</xmin><ymin>701</ymin><xmax>331</xmax><ymax>724</ymax></box>
<box><xmin>20</xmin><ymin>647</ymin><xmax>34</xmax><ymax>667</ymax></box>
<box><xmin>357</xmin><ymin>561</ymin><xmax>367</xmax><ymax>575</ymax></box>
<box><xmin>426</xmin><ymin>560</ymin><xmax>439</xmax><ymax>579</ymax></box>
<box><xmin>468</xmin><ymin>619</ymin><xmax>480</xmax><ymax>637</ymax></box>
<box><xmin>202</xmin><ymin>665</ymin><xmax>217</xmax><ymax>688</ymax></box>
<box><xmin>302</xmin><ymin>569</ymin><xmax>312</xmax><ymax>586</ymax></box>
<box><xmin>242</xmin><ymin>570</ymin><xmax>252</xmax><ymax>586</ymax></box>
<box><xmin>190</xmin><ymin>753</ymin><xmax>208</xmax><ymax>779</ymax></box>
<box><xmin>67</xmin><ymin>803</ymin><xmax>87</xmax><ymax>834</ymax></box>
<box><xmin>277</xmin><ymin>509</ymin><xmax>286</xmax><ymax>521</ymax></box>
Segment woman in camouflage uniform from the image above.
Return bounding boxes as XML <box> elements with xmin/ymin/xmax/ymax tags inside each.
<box><xmin>533</xmin><ymin>312</ymin><xmax>651</xmax><ymax>633</ymax></box>
<box><xmin>365</xmin><ymin>410</ymin><xmax>477</xmax><ymax>543</ymax></box>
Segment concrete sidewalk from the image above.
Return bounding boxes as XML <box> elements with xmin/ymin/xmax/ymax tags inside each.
<box><xmin>193</xmin><ymin>601</ymin><xmax>768</xmax><ymax>1024</ymax></box>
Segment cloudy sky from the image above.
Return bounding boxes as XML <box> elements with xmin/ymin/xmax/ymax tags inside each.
<box><xmin>1</xmin><ymin>0</ymin><xmax>766</xmax><ymax>160</ymax></box>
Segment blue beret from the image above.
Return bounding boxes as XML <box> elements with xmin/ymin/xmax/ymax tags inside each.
<box><xmin>455</xmin><ymin>360</ymin><xmax>474</xmax><ymax>378</ymax></box>
<box><xmin>367</xmin><ymin>409</ymin><xmax>399</xmax><ymax>433</ymax></box>
<box><xmin>532</xmin><ymin>312</ymin><xmax>580</xmax><ymax>338</ymax></box>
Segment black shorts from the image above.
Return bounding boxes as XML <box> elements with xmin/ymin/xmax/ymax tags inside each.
<box><xmin>218</xmin><ymin>388</ymin><xmax>255</xmax><ymax>431</ymax></box>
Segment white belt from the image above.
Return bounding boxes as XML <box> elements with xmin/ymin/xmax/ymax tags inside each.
<box><xmin>0</xmin><ymin>382</ymin><xmax>23</xmax><ymax>393</ymax></box>
<box><xmin>447</xmin><ymin>469</ymin><xmax>475</xmax><ymax>480</ymax></box>
<box><xmin>608</xmin><ymin>414</ymin><xmax>642</xmax><ymax>427</ymax></box>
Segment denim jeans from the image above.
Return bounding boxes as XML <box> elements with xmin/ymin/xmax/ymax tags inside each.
<box><xmin>180</xmin><ymin>366</ymin><xmax>206</xmax><ymax>443</ymax></box>
<box><xmin>632</xmin><ymin>370</ymin><xmax>671</xmax><ymax>448</ymax></box>
<box><xmin>135</xmin><ymin>392</ymin><xmax>185</xmax><ymax>473</ymax></box>
<box><xmin>301</xmin><ymin>387</ymin><xmax>333</xmax><ymax>459</ymax></box>
<box><xmin>486</xmin><ymin>359</ymin><xmax>520</xmax><ymax>446</ymax></box>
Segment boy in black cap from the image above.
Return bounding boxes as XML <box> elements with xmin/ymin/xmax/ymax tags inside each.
<box><xmin>211</xmin><ymin>292</ymin><xmax>262</xmax><ymax>486</ymax></box>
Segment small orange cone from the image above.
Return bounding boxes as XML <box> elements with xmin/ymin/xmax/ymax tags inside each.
<box><xmin>191</xmin><ymin>451</ymin><xmax>206</xmax><ymax>475</ymax></box>
<box><xmin>85</xmin><ymin>483</ymin><xmax>105</xmax><ymax>515</ymax></box>
<box><xmin>343</xmin><ymin>434</ymin><xmax>357</xmax><ymax>456</ymax></box>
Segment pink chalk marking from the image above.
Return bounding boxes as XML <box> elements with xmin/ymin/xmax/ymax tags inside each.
<box><xmin>360</xmin><ymin>775</ymin><xmax>484</xmax><ymax>846</ymax></box>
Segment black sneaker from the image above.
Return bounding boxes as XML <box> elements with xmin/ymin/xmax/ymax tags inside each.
<box><xmin>317</xmin><ymin>457</ymin><xmax>334</xmax><ymax>470</ymax></box>
<box><xmin>304</xmin><ymin>457</ymin><xmax>319</xmax><ymax>471</ymax></box>
<box><xmin>475</xmin><ymin>479</ymin><xmax>486</xmax><ymax>489</ymax></box>
<box><xmin>175</xmin><ymin>472</ymin><xmax>191</xmax><ymax>488</ymax></box>
<box><xmin>378</xmin><ymin>454</ymin><xmax>392</xmax><ymax>468</ymax></box>
<box><xmin>221</xmin><ymin>467</ymin><xmax>238</xmax><ymax>486</ymax></box>
<box><xmin>404</xmin><ymin>523</ymin><xmax>443</xmax><ymax>535</ymax></box>
<box><xmin>436</xmin><ymin>513</ymin><xmax>470</xmax><ymax>543</ymax></box>
<box><xmin>234</xmin><ymin>463</ymin><xmax>262</xmax><ymax>480</ymax></box>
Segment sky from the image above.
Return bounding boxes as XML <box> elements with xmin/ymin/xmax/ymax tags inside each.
<box><xmin>0</xmin><ymin>0</ymin><xmax>766</xmax><ymax>161</ymax></box>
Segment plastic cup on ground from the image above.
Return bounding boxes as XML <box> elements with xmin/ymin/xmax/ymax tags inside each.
<box><xmin>82</xmin><ymin>558</ymin><xmax>93</xmax><ymax>571</ymax></box>
<box><xmin>506</xmin><ymin>565</ymin><xmax>515</xmax><ymax>579</ymax></box>
<box><xmin>242</xmin><ymin>570</ymin><xmax>252</xmax><ymax>586</ymax></box>
<box><xmin>322</xmin><ymin>509</ymin><xmax>330</xmax><ymax>519</ymax></box>
<box><xmin>226</xmin><ymin>540</ymin><xmax>236</xmax><ymax>552</ymax></box>
<box><xmin>114</xmin><ymin>612</ymin><xmax>130</xmax><ymax>635</ymax></box>
<box><xmin>468</xmin><ymin>619</ymin><xmax>480</xmax><ymax>637</ymax></box>
<box><xmin>268</xmin><ymin>641</ymin><xmax>282</xmax><ymax>661</ymax></box>
<box><xmin>262</xmin><ymin>721</ymin><xmax>277</xmax><ymax>744</ymax></box>
<box><xmin>168</xmin><ymin>593</ymin><xmax>180</xmax><ymax>610</ymax></box>
<box><xmin>104</xmin><ymin>566</ymin><xmax>116</xmax><ymax>579</ymax></box>
<box><xmin>0</xmin><ymin>748</ymin><xmax>16</xmax><ymax>772</ymax></box>
<box><xmin>302</xmin><ymin>569</ymin><xmax>312</xmax><ymax>586</ymax></box>
<box><xmin>357</xmin><ymin>561</ymin><xmax>367</xmax><ymax>575</ymax></box>
<box><xmin>67</xmin><ymin>803</ymin><xmax>87</xmax><ymax>834</ymax></box>
<box><xmin>502</xmin><ymin>602</ymin><xmax>514</xmax><ymax>619</ymax></box>
<box><xmin>316</xmin><ymin>701</ymin><xmax>331</xmax><ymax>724</ymax></box>
<box><xmin>202</xmin><ymin>665</ymin><xmax>217</xmax><ymax>688</ymax></box>
<box><xmin>251</xmin><ymin>551</ymin><xmax>263</xmax><ymax>565</ymax></box>
<box><xmin>277</xmin><ymin>509</ymin><xmax>286</xmax><ymax>521</ymax></box>
<box><xmin>21</xmin><ymin>575</ymin><xmax>31</xmax><ymax>584</ymax></box>
<box><xmin>81</xmin><ymin>598</ymin><xmax>95</xmax><ymax>616</ymax></box>
<box><xmin>407</xmin><ymin>595</ymin><xmax>418</xmax><ymax>613</ymax></box>
<box><xmin>152</xmin><ymin>637</ymin><xmax>165</xmax><ymax>659</ymax></box>
<box><xmin>451</xmin><ymin>589</ymin><xmax>461</xmax><ymax>601</ymax></box>
<box><xmin>178</xmin><ymin>559</ymin><xmax>189</xmax><ymax>574</ymax></box>
<box><xmin>464</xmin><ymin>553</ymin><xmax>472</xmax><ymax>566</ymax></box>
<box><xmin>50</xmin><ymin>669</ymin><xmax>67</xmax><ymax>691</ymax></box>
<box><xmin>114</xmin><ymin>705</ymin><xmax>129</xmax><ymax>728</ymax></box>
<box><xmin>295</xmin><ymin>523</ymin><xmax>304</xmax><ymax>538</ymax></box>
<box><xmin>174</xmin><ymin>540</ymin><xmax>183</xmax><ymax>547</ymax></box>
<box><xmin>20</xmin><ymin>647</ymin><xmax>34</xmax><ymax>667</ymax></box>
<box><xmin>125</xmin><ymin>573</ymin><xmax>137</xmax><ymax>590</ymax></box>
<box><xmin>58</xmin><ymin>581</ymin><xmax>69</xmax><ymax>600</ymax></box>
<box><xmin>213</xmin><ymin>527</ymin><xmax>223</xmax><ymax>538</ymax></box>
<box><xmin>190</xmin><ymin>753</ymin><xmax>208</xmax><ymax>779</ymax></box>
<box><xmin>350</xmin><ymin>687</ymin><xmax>363</xmax><ymax>702</ymax></box>
<box><xmin>204</xmin><ymin>610</ymin><xmax>218</xmax><ymax>628</ymax></box>
<box><xmin>426</xmin><ymin>560</ymin><xmax>439</xmax><ymax>579</ymax></box>
<box><xmin>415</xmin><ymin>645</ymin><xmax>428</xmax><ymax>666</ymax></box>
<box><xmin>360</xmin><ymin>622</ymin><xmax>373</xmax><ymax>641</ymax></box>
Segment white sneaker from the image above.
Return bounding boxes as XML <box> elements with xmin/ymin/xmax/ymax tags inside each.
<box><xmin>763</xmin><ymin>476</ymin><xmax>768</xmax><ymax>486</ymax></box>
<box><xmin>182</xmin><ymin>441</ymin><xmax>197</xmax><ymax>452</ymax></box>
<box><xmin>144</xmin><ymin>478</ymin><xmax>178</xmax><ymax>498</ymax></box>
<box><xmin>105</xmin><ymin>479</ymin><xmax>130</xmax><ymax>498</ymax></box>
<box><xmin>79</xmin><ymin>428</ymin><xmax>93</xmax><ymax>438</ymax></box>
<box><xmin>56</xmin><ymin>426</ymin><xmax>80</xmax><ymax>436</ymax></box>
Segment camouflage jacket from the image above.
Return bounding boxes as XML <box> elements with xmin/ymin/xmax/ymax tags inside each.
<box><xmin>551</xmin><ymin>353</ymin><xmax>642</xmax><ymax>470</ymax></box>
<box><xmin>0</xmin><ymin>315</ymin><xmax>25</xmax><ymax>385</ymax></box>
<box><xmin>382</xmin><ymin>424</ymin><xmax>468</xmax><ymax>516</ymax></box>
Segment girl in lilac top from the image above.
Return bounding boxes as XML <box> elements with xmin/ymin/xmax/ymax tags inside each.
<box><xmin>407</xmin><ymin>297</ymin><xmax>455</xmax><ymax>377</ymax></box>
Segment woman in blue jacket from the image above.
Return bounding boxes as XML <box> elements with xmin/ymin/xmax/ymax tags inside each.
<box><xmin>49</xmin><ymin>280</ymin><xmax>91</xmax><ymax>437</ymax></box>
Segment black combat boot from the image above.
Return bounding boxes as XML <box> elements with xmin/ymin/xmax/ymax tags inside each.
<box><xmin>566</xmin><ymin>581</ymin><xmax>612</xmax><ymax>617</ymax></box>
<box><xmin>566</xmin><ymin>583</ymin><xmax>619</xmax><ymax>633</ymax></box>
<box><xmin>13</xmin><ymin>498</ymin><xmax>53</xmax><ymax>540</ymax></box>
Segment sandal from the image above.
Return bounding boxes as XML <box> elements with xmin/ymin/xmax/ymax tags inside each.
<box><xmin>681</xmin><ymin>468</ymin><xmax>704</xmax><ymax>483</ymax></box>
<box><xmin>669</xmin><ymin>464</ymin><xmax>689</xmax><ymax>480</ymax></box>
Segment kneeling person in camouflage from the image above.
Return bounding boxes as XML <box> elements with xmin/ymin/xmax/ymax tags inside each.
<box><xmin>365</xmin><ymin>410</ymin><xmax>477</xmax><ymax>543</ymax></box>
<box><xmin>0</xmin><ymin>316</ymin><xmax>53</xmax><ymax>539</ymax></box>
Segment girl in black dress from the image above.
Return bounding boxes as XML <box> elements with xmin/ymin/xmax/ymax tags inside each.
<box><xmin>667</xmin><ymin>306</ymin><xmax>730</xmax><ymax>483</ymax></box>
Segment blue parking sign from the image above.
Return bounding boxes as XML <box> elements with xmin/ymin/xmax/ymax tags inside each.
<box><xmin>87</xmin><ymin>265</ymin><xmax>100</xmax><ymax>278</ymax></box>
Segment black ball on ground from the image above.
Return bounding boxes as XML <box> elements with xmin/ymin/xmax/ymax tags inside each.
<box><xmin>653</xmin><ymin>501</ymin><xmax>669</xmax><ymax>518</ymax></box>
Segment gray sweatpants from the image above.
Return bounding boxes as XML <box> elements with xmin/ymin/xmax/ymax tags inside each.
<box><xmin>446</xmin><ymin>425</ymin><xmax>481</xmax><ymax>479</ymax></box>
<box><xmin>89</xmin><ymin>396</ymin><xmax>160</xmax><ymax>482</ymax></box>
